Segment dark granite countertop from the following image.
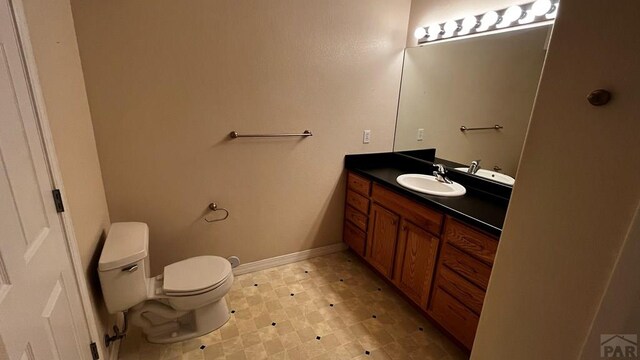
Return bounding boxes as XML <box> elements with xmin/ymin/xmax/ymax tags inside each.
<box><xmin>345</xmin><ymin>152</ymin><xmax>510</xmax><ymax>237</ymax></box>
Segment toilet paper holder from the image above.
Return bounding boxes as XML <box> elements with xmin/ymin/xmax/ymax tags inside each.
<box><xmin>204</xmin><ymin>202</ymin><xmax>230</xmax><ymax>223</ymax></box>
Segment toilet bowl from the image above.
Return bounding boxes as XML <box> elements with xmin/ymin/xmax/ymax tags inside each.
<box><xmin>98</xmin><ymin>222</ymin><xmax>234</xmax><ymax>343</ymax></box>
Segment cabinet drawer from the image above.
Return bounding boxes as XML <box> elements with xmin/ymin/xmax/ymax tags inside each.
<box><xmin>444</xmin><ymin>217</ymin><xmax>498</xmax><ymax>265</ymax></box>
<box><xmin>441</xmin><ymin>243</ymin><xmax>492</xmax><ymax>290</ymax></box>
<box><xmin>429</xmin><ymin>286</ymin><xmax>479</xmax><ymax>350</ymax></box>
<box><xmin>346</xmin><ymin>190</ymin><xmax>369</xmax><ymax>215</ymax></box>
<box><xmin>345</xmin><ymin>205</ymin><xmax>367</xmax><ymax>231</ymax></box>
<box><xmin>435</xmin><ymin>265</ymin><xmax>486</xmax><ymax>315</ymax></box>
<box><xmin>343</xmin><ymin>221</ymin><xmax>366</xmax><ymax>256</ymax></box>
<box><xmin>371</xmin><ymin>184</ymin><xmax>443</xmax><ymax>236</ymax></box>
<box><xmin>347</xmin><ymin>172</ymin><xmax>371</xmax><ymax>196</ymax></box>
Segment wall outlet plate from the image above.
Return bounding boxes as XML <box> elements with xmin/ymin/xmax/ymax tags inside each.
<box><xmin>363</xmin><ymin>130</ymin><xmax>371</xmax><ymax>144</ymax></box>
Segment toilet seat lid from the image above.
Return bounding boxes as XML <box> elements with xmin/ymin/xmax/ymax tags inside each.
<box><xmin>163</xmin><ymin>256</ymin><xmax>232</xmax><ymax>295</ymax></box>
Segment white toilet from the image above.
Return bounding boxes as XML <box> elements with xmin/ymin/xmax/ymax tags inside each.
<box><xmin>98</xmin><ymin>222</ymin><xmax>234</xmax><ymax>343</ymax></box>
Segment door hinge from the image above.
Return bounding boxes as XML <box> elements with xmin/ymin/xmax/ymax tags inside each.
<box><xmin>89</xmin><ymin>342</ymin><xmax>99</xmax><ymax>360</ymax></box>
<box><xmin>52</xmin><ymin>189</ymin><xmax>64</xmax><ymax>213</ymax></box>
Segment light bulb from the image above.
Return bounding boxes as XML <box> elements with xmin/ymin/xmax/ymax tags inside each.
<box><xmin>443</xmin><ymin>20</ymin><xmax>458</xmax><ymax>37</ymax></box>
<box><xmin>499</xmin><ymin>5</ymin><xmax>523</xmax><ymax>27</ymax></box>
<box><xmin>531</xmin><ymin>0</ymin><xmax>552</xmax><ymax>16</ymax></box>
<box><xmin>427</xmin><ymin>24</ymin><xmax>442</xmax><ymax>40</ymax></box>
<box><xmin>460</xmin><ymin>16</ymin><xmax>477</xmax><ymax>35</ymax></box>
<box><xmin>545</xmin><ymin>3</ymin><xmax>558</xmax><ymax>19</ymax></box>
<box><xmin>519</xmin><ymin>10</ymin><xmax>535</xmax><ymax>24</ymax></box>
<box><xmin>478</xmin><ymin>11</ymin><xmax>499</xmax><ymax>31</ymax></box>
<box><xmin>414</xmin><ymin>27</ymin><xmax>427</xmax><ymax>39</ymax></box>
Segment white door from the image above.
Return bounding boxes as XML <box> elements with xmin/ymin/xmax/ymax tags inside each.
<box><xmin>0</xmin><ymin>1</ymin><xmax>93</xmax><ymax>359</ymax></box>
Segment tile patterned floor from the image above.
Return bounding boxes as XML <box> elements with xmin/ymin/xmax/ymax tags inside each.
<box><xmin>118</xmin><ymin>251</ymin><xmax>468</xmax><ymax>360</ymax></box>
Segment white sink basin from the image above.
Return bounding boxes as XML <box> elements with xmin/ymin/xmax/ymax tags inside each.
<box><xmin>455</xmin><ymin>168</ymin><xmax>515</xmax><ymax>185</ymax></box>
<box><xmin>396</xmin><ymin>174</ymin><xmax>466</xmax><ymax>197</ymax></box>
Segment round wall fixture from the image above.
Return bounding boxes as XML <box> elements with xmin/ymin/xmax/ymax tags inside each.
<box><xmin>227</xmin><ymin>256</ymin><xmax>241</xmax><ymax>268</ymax></box>
<box><xmin>587</xmin><ymin>89</ymin><xmax>612</xmax><ymax>106</ymax></box>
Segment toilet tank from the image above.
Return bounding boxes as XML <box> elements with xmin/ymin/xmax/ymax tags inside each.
<box><xmin>98</xmin><ymin>222</ymin><xmax>150</xmax><ymax>314</ymax></box>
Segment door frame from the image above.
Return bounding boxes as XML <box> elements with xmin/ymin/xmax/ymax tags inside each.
<box><xmin>7</xmin><ymin>0</ymin><xmax>105</xmax><ymax>358</ymax></box>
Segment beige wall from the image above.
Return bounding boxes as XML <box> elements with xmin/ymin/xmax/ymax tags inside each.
<box><xmin>406</xmin><ymin>0</ymin><xmax>523</xmax><ymax>47</ymax></box>
<box><xmin>0</xmin><ymin>335</ymin><xmax>6</xmax><ymax>360</ymax></box>
<box><xmin>19</xmin><ymin>0</ymin><xmax>112</xmax><ymax>357</ymax></box>
<box><xmin>473</xmin><ymin>0</ymin><xmax>640</xmax><ymax>358</ymax></box>
<box><xmin>71</xmin><ymin>0</ymin><xmax>411</xmax><ymax>275</ymax></box>
<box><xmin>580</xmin><ymin>204</ymin><xmax>640</xmax><ymax>359</ymax></box>
<box><xmin>395</xmin><ymin>26</ymin><xmax>548</xmax><ymax>176</ymax></box>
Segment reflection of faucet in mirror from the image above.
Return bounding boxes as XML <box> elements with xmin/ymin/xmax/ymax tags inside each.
<box><xmin>468</xmin><ymin>160</ymin><xmax>481</xmax><ymax>174</ymax></box>
<box><xmin>433</xmin><ymin>164</ymin><xmax>453</xmax><ymax>184</ymax></box>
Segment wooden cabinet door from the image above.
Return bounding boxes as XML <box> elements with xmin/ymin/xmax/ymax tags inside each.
<box><xmin>366</xmin><ymin>203</ymin><xmax>400</xmax><ymax>278</ymax></box>
<box><xmin>393</xmin><ymin>220</ymin><xmax>439</xmax><ymax>307</ymax></box>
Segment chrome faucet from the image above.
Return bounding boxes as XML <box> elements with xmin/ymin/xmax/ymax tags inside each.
<box><xmin>433</xmin><ymin>164</ymin><xmax>453</xmax><ymax>184</ymax></box>
<box><xmin>468</xmin><ymin>160</ymin><xmax>481</xmax><ymax>174</ymax></box>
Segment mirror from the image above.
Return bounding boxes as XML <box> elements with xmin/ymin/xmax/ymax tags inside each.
<box><xmin>394</xmin><ymin>25</ymin><xmax>551</xmax><ymax>186</ymax></box>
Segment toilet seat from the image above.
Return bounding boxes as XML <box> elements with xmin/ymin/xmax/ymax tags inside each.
<box><xmin>163</xmin><ymin>256</ymin><xmax>232</xmax><ymax>296</ymax></box>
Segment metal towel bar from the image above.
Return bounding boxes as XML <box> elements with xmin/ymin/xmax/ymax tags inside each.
<box><xmin>460</xmin><ymin>125</ymin><xmax>503</xmax><ymax>132</ymax></box>
<box><xmin>229</xmin><ymin>130</ymin><xmax>313</xmax><ymax>139</ymax></box>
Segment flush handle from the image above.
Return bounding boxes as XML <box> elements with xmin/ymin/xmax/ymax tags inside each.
<box><xmin>122</xmin><ymin>264</ymin><xmax>138</xmax><ymax>273</ymax></box>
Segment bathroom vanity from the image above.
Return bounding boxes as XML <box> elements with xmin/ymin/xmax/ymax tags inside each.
<box><xmin>343</xmin><ymin>152</ymin><xmax>507</xmax><ymax>351</ymax></box>
<box><xmin>341</xmin><ymin>23</ymin><xmax>549</xmax><ymax>352</ymax></box>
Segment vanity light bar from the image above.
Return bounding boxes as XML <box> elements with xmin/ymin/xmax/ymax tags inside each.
<box><xmin>414</xmin><ymin>0</ymin><xmax>559</xmax><ymax>44</ymax></box>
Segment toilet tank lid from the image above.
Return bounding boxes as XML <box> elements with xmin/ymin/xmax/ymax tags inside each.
<box><xmin>98</xmin><ymin>222</ymin><xmax>149</xmax><ymax>271</ymax></box>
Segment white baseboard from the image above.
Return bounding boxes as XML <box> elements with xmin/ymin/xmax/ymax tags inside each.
<box><xmin>232</xmin><ymin>243</ymin><xmax>348</xmax><ymax>276</ymax></box>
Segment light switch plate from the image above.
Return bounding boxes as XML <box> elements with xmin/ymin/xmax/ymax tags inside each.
<box><xmin>417</xmin><ymin>128</ymin><xmax>424</xmax><ymax>141</ymax></box>
<box><xmin>363</xmin><ymin>130</ymin><xmax>371</xmax><ymax>144</ymax></box>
